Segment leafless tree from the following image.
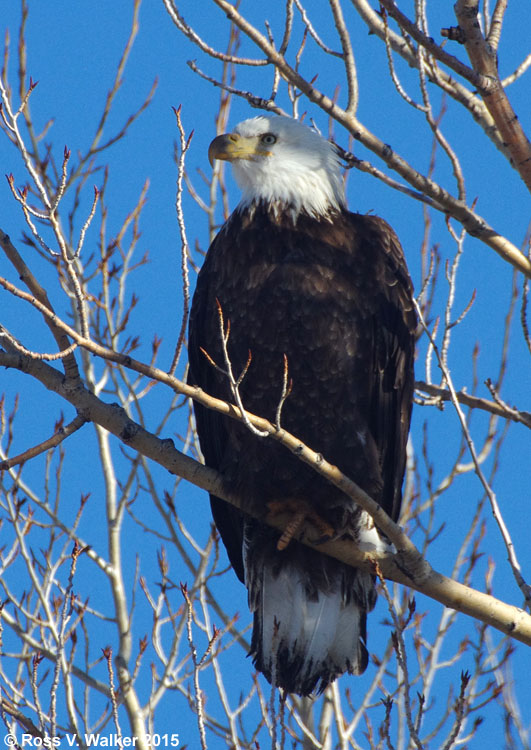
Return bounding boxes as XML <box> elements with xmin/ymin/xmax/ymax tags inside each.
<box><xmin>1</xmin><ymin>1</ymin><xmax>530</xmax><ymax>748</ymax></box>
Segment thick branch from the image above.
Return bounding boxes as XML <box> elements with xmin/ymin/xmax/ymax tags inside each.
<box><xmin>378</xmin><ymin>0</ymin><xmax>484</xmax><ymax>88</ymax></box>
<box><xmin>2</xmin><ymin>348</ymin><xmax>531</xmax><ymax>648</ymax></box>
<box><xmin>454</xmin><ymin>0</ymin><xmax>531</xmax><ymax>193</ymax></box>
<box><xmin>352</xmin><ymin>0</ymin><xmax>505</xmax><ymax>156</ymax></box>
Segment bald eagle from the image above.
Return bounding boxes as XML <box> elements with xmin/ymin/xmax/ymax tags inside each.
<box><xmin>188</xmin><ymin>115</ymin><xmax>416</xmax><ymax>696</ymax></box>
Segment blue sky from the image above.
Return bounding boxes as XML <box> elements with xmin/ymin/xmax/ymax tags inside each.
<box><xmin>1</xmin><ymin>1</ymin><xmax>531</xmax><ymax>747</ymax></box>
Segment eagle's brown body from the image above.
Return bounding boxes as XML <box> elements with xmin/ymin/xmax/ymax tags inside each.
<box><xmin>188</xmin><ymin>202</ymin><xmax>416</xmax><ymax>695</ymax></box>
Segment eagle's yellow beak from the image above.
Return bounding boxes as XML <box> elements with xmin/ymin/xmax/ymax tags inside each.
<box><xmin>208</xmin><ymin>133</ymin><xmax>271</xmax><ymax>166</ymax></box>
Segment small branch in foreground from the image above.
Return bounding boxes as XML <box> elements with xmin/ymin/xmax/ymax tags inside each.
<box><xmin>208</xmin><ymin>298</ymin><xmax>269</xmax><ymax>437</ymax></box>
<box><xmin>103</xmin><ymin>646</ymin><xmax>123</xmax><ymax>740</ymax></box>
<box><xmin>415</xmin><ymin>380</ymin><xmax>531</xmax><ymax>429</ymax></box>
<box><xmin>0</xmin><ymin>413</ymin><xmax>87</xmax><ymax>470</ymax></box>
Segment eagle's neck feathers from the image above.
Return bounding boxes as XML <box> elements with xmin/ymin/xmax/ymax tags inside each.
<box><xmin>239</xmin><ymin>199</ymin><xmax>341</xmax><ymax>226</ymax></box>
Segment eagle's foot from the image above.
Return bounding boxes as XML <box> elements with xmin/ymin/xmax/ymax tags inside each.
<box><xmin>267</xmin><ymin>499</ymin><xmax>335</xmax><ymax>551</ymax></box>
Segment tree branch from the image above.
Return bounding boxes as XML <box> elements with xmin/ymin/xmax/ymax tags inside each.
<box><xmin>454</xmin><ymin>0</ymin><xmax>531</xmax><ymax>193</ymax></box>
<box><xmin>0</xmin><ymin>413</ymin><xmax>87</xmax><ymax>469</ymax></box>
<box><xmin>415</xmin><ymin>380</ymin><xmax>531</xmax><ymax>429</ymax></box>
<box><xmin>2</xmin><ymin>348</ymin><xmax>531</xmax><ymax>648</ymax></box>
<box><xmin>0</xmin><ymin>228</ymin><xmax>80</xmax><ymax>379</ymax></box>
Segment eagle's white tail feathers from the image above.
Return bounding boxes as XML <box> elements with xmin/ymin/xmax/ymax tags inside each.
<box><xmin>328</xmin><ymin>599</ymin><xmax>366</xmax><ymax>674</ymax></box>
<box><xmin>247</xmin><ymin>552</ymin><xmax>373</xmax><ymax>695</ymax></box>
<box><xmin>244</xmin><ymin>513</ymin><xmax>390</xmax><ymax>695</ymax></box>
<box><xmin>260</xmin><ymin>563</ymin><xmax>360</xmax><ymax>678</ymax></box>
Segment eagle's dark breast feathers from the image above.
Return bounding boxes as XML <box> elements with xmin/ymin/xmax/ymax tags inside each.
<box><xmin>188</xmin><ymin>204</ymin><xmax>416</xmax><ymax>695</ymax></box>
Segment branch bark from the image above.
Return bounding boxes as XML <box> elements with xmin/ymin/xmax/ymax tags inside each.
<box><xmin>454</xmin><ymin>0</ymin><xmax>531</xmax><ymax>193</ymax></box>
<box><xmin>2</xmin><ymin>348</ymin><xmax>531</xmax><ymax>648</ymax></box>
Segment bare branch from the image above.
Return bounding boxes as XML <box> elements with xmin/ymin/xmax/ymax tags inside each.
<box><xmin>329</xmin><ymin>0</ymin><xmax>358</xmax><ymax>114</ymax></box>
<box><xmin>168</xmin><ymin>105</ymin><xmax>193</xmax><ymax>376</ymax></box>
<box><xmin>486</xmin><ymin>0</ymin><xmax>508</xmax><ymax>52</ymax></box>
<box><xmin>2</xmin><ymin>347</ymin><xmax>531</xmax><ymax>651</ymax></box>
<box><xmin>353</xmin><ymin>0</ymin><xmax>504</xmax><ymax>155</ymax></box>
<box><xmin>0</xmin><ymin>413</ymin><xmax>87</xmax><ymax>470</ymax></box>
<box><xmin>162</xmin><ymin>0</ymin><xmax>268</xmax><ymax>66</ymax></box>
<box><xmin>454</xmin><ymin>0</ymin><xmax>531</xmax><ymax>193</ymax></box>
<box><xmin>181</xmin><ymin>584</ymin><xmax>208</xmax><ymax>750</ymax></box>
<box><xmin>0</xmin><ymin>228</ymin><xmax>80</xmax><ymax>379</ymax></box>
<box><xmin>415</xmin><ymin>380</ymin><xmax>531</xmax><ymax>429</ymax></box>
<box><xmin>378</xmin><ymin>0</ymin><xmax>481</xmax><ymax>86</ymax></box>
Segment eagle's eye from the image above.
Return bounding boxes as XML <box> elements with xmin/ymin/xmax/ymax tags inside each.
<box><xmin>260</xmin><ymin>133</ymin><xmax>277</xmax><ymax>145</ymax></box>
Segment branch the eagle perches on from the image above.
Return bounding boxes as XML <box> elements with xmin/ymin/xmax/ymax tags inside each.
<box><xmin>1</xmin><ymin>332</ymin><xmax>530</xmax><ymax>650</ymax></box>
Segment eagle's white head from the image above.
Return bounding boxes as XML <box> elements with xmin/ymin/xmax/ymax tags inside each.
<box><xmin>208</xmin><ymin>115</ymin><xmax>346</xmax><ymax>220</ymax></box>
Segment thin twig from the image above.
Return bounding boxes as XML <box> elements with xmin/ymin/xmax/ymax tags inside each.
<box><xmin>415</xmin><ymin>380</ymin><xmax>531</xmax><ymax>429</ymax></box>
<box><xmin>168</xmin><ymin>105</ymin><xmax>193</xmax><ymax>376</ymax></box>
<box><xmin>212</xmin><ymin>299</ymin><xmax>269</xmax><ymax>438</ymax></box>
<box><xmin>181</xmin><ymin>584</ymin><xmax>208</xmax><ymax>750</ymax></box>
<box><xmin>103</xmin><ymin>646</ymin><xmax>123</xmax><ymax>739</ymax></box>
<box><xmin>375</xmin><ymin>564</ymin><xmax>424</xmax><ymax>750</ymax></box>
<box><xmin>0</xmin><ymin>413</ymin><xmax>87</xmax><ymax>470</ymax></box>
<box><xmin>329</xmin><ymin>0</ymin><xmax>358</xmax><ymax>114</ymax></box>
